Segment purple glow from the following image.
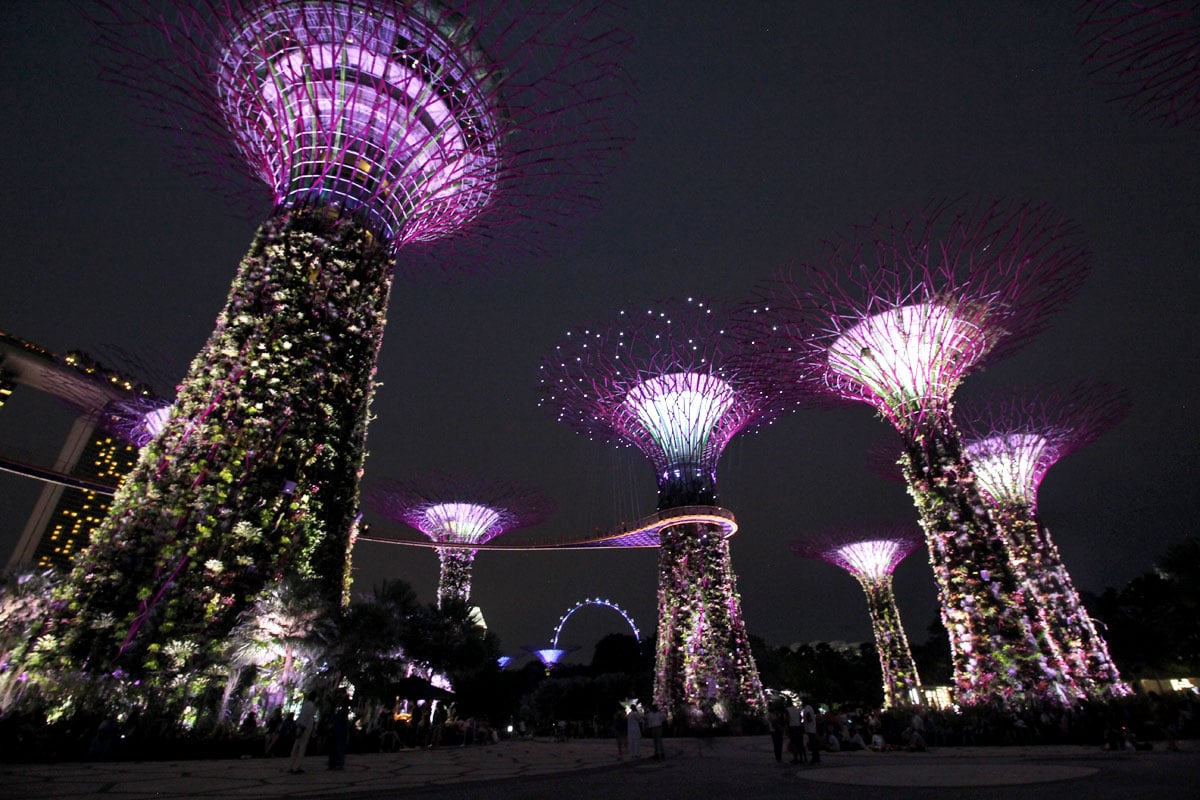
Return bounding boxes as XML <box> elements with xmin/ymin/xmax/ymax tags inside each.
<box><xmin>749</xmin><ymin>200</ymin><xmax>1091</xmax><ymax>707</ymax></box>
<box><xmin>94</xmin><ymin>396</ymin><xmax>173</xmax><ymax>447</ymax></box>
<box><xmin>956</xmin><ymin>382</ymin><xmax>1133</xmax><ymax>698</ymax></box>
<box><xmin>793</xmin><ymin>525</ymin><xmax>925</xmax><ymax>708</ymax></box>
<box><xmin>215</xmin><ymin>1</ymin><xmax>501</xmax><ymax>242</ymax></box>
<box><xmin>539</xmin><ymin>299</ymin><xmax>778</xmax><ymax>717</ymax></box>
<box><xmin>143</xmin><ymin>404</ymin><xmax>170</xmax><ymax>437</ymax></box>
<box><xmin>528</xmin><ymin>648</ymin><xmax>570</xmax><ymax>667</ymax></box>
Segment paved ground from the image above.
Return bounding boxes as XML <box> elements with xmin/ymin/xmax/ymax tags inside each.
<box><xmin>1</xmin><ymin>737</ymin><xmax>1196</xmax><ymax>800</ymax></box>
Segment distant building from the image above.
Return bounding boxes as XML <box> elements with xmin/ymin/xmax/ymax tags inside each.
<box><xmin>7</xmin><ymin>421</ymin><xmax>137</xmax><ymax>570</ymax></box>
<box><xmin>0</xmin><ymin>331</ymin><xmax>160</xmax><ymax>570</ymax></box>
<box><xmin>0</xmin><ymin>373</ymin><xmax>14</xmax><ymax>409</ymax></box>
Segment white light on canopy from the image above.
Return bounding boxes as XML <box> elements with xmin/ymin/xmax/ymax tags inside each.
<box><xmin>965</xmin><ymin>433</ymin><xmax>1054</xmax><ymax>508</ymax></box>
<box><xmin>143</xmin><ymin>405</ymin><xmax>171</xmax><ymax>439</ymax></box>
<box><xmin>623</xmin><ymin>372</ymin><xmax>736</xmax><ymax>465</ymax></box>
<box><xmin>835</xmin><ymin>539</ymin><xmax>910</xmax><ymax>580</ymax></box>
<box><xmin>421</xmin><ymin>502</ymin><xmax>502</xmax><ymax>544</ymax></box>
<box><xmin>827</xmin><ymin>302</ymin><xmax>983</xmax><ymax>412</ymax></box>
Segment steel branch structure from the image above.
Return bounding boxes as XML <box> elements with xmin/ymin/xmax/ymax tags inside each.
<box><xmin>58</xmin><ymin>0</ymin><xmax>629</xmax><ymax>700</ymax></box>
<box><xmin>539</xmin><ymin>298</ymin><xmax>793</xmax><ymax>723</ymax></box>
<box><xmin>364</xmin><ymin>473</ymin><xmax>553</xmax><ymax>608</ymax></box>
<box><xmin>957</xmin><ymin>381</ymin><xmax>1133</xmax><ymax>698</ymax></box>
<box><xmin>1076</xmin><ymin>1</ymin><xmax>1200</xmax><ymax>131</ymax></box>
<box><xmin>747</xmin><ymin>198</ymin><xmax>1090</xmax><ymax>707</ymax></box>
<box><xmin>96</xmin><ymin>396</ymin><xmax>174</xmax><ymax>448</ymax></box>
<box><xmin>792</xmin><ymin>525</ymin><xmax>924</xmax><ymax>709</ymax></box>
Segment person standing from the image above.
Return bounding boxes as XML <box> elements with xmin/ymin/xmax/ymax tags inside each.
<box><xmin>327</xmin><ymin>694</ymin><xmax>350</xmax><ymax>771</ymax></box>
<box><xmin>288</xmin><ymin>691</ymin><xmax>319</xmax><ymax>774</ymax></box>
<box><xmin>612</xmin><ymin>704</ymin><xmax>628</xmax><ymax>758</ymax></box>
<box><xmin>786</xmin><ymin>699</ymin><xmax>805</xmax><ymax>764</ymax></box>
<box><xmin>767</xmin><ymin>699</ymin><xmax>787</xmax><ymax>763</ymax></box>
<box><xmin>626</xmin><ymin>703</ymin><xmax>644</xmax><ymax>759</ymax></box>
<box><xmin>644</xmin><ymin>704</ymin><xmax>667</xmax><ymax>761</ymax></box>
<box><xmin>263</xmin><ymin>707</ymin><xmax>285</xmax><ymax>757</ymax></box>
<box><xmin>801</xmin><ymin>698</ymin><xmax>820</xmax><ymax>764</ymax></box>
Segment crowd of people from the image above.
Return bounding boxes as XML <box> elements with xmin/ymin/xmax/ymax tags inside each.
<box><xmin>761</xmin><ymin>689</ymin><xmax>1200</xmax><ymax>761</ymax></box>
<box><xmin>609</xmin><ymin>701</ymin><xmax>667</xmax><ymax>760</ymax></box>
<box><xmin>2</xmin><ymin>684</ymin><xmax>1197</xmax><ymax>766</ymax></box>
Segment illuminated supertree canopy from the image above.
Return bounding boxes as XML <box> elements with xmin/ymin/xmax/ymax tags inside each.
<box><xmin>1076</xmin><ymin>1</ymin><xmax>1200</xmax><ymax>131</ymax></box>
<box><xmin>53</xmin><ymin>0</ymin><xmax>629</xmax><ymax>703</ymax></box>
<box><xmin>746</xmin><ymin>198</ymin><xmax>1091</xmax><ymax>707</ymax></box>
<box><xmin>364</xmin><ymin>472</ymin><xmax>553</xmax><ymax>608</ymax></box>
<box><xmin>97</xmin><ymin>396</ymin><xmax>174</xmax><ymax>448</ymax></box>
<box><xmin>792</xmin><ymin>525</ymin><xmax>925</xmax><ymax>709</ymax></box>
<box><xmin>539</xmin><ymin>298</ymin><xmax>792</xmax><ymax>510</ymax></box>
<box><xmin>523</xmin><ymin>646</ymin><xmax>575</xmax><ymax>671</ymax></box>
<box><xmin>958</xmin><ymin>381</ymin><xmax>1133</xmax><ymax>698</ymax></box>
<box><xmin>539</xmin><ymin>298</ymin><xmax>793</xmax><ymax>723</ymax></box>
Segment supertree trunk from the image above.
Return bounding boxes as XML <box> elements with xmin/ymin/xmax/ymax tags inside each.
<box><xmin>858</xmin><ymin>575</ymin><xmax>922</xmax><ymax>709</ymax></box>
<box><xmin>59</xmin><ymin>207</ymin><xmax>392</xmax><ymax>693</ymax></box>
<box><xmin>653</xmin><ymin>521</ymin><xmax>764</xmax><ymax>725</ymax></box>
<box><xmin>992</xmin><ymin>504</ymin><xmax>1130</xmax><ymax>697</ymax></box>
<box><xmin>900</xmin><ymin>413</ymin><xmax>1078</xmax><ymax>706</ymax></box>
<box><xmin>436</xmin><ymin>548</ymin><xmax>477</xmax><ymax>608</ymax></box>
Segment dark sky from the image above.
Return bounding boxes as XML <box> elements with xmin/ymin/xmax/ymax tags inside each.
<box><xmin>1</xmin><ymin>1</ymin><xmax>1197</xmax><ymax>668</ymax></box>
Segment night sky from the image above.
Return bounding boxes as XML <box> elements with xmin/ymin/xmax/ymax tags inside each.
<box><xmin>1</xmin><ymin>1</ymin><xmax>1197</xmax><ymax>669</ymax></box>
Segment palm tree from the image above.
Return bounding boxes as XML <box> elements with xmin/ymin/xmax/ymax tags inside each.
<box><xmin>223</xmin><ymin>579</ymin><xmax>335</xmax><ymax>721</ymax></box>
<box><xmin>330</xmin><ymin>581</ymin><xmax>421</xmax><ymax>711</ymax></box>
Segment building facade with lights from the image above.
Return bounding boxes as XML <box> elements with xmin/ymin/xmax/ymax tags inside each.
<box><xmin>8</xmin><ymin>423</ymin><xmax>137</xmax><ymax>570</ymax></box>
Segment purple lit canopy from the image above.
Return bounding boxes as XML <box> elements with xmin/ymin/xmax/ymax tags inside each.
<box><xmin>957</xmin><ymin>381</ymin><xmax>1133</xmax><ymax>510</ymax></box>
<box><xmin>746</xmin><ymin>198</ymin><xmax>1091</xmax><ymax>428</ymax></box>
<box><xmin>538</xmin><ymin>298</ymin><xmax>794</xmax><ymax>506</ymax></box>
<box><xmin>793</xmin><ymin>525</ymin><xmax>926</xmax><ymax>583</ymax></box>
<box><xmin>95</xmin><ymin>0</ymin><xmax>631</xmax><ymax>259</ymax></box>
<box><xmin>365</xmin><ymin>472</ymin><xmax>554</xmax><ymax>547</ymax></box>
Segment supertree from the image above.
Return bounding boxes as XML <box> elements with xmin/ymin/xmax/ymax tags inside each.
<box><xmin>957</xmin><ymin>381</ymin><xmax>1133</xmax><ymax>697</ymax></box>
<box><xmin>1076</xmin><ymin>1</ymin><xmax>1200</xmax><ymax>131</ymax></box>
<box><xmin>791</xmin><ymin>525</ymin><xmax>925</xmax><ymax>709</ymax></box>
<box><xmin>56</xmin><ymin>0</ymin><xmax>629</xmax><ymax>700</ymax></box>
<box><xmin>96</xmin><ymin>396</ymin><xmax>174</xmax><ymax>448</ymax></box>
<box><xmin>538</xmin><ymin>298</ymin><xmax>794</xmax><ymax>722</ymax></box>
<box><xmin>746</xmin><ymin>198</ymin><xmax>1091</xmax><ymax>707</ymax></box>
<box><xmin>364</xmin><ymin>473</ymin><xmax>554</xmax><ymax>608</ymax></box>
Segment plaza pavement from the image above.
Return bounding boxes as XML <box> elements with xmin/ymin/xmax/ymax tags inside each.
<box><xmin>1</xmin><ymin>736</ymin><xmax>1196</xmax><ymax>800</ymax></box>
